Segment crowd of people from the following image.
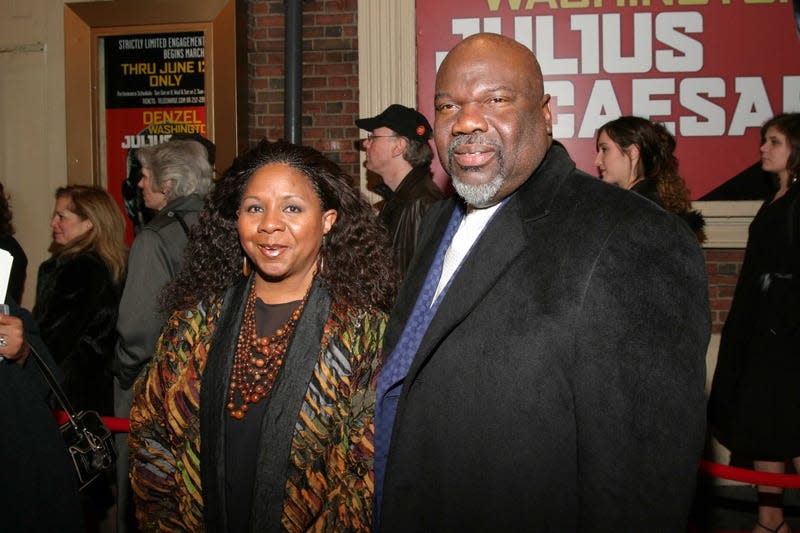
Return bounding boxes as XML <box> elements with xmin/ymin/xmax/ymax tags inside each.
<box><xmin>1</xmin><ymin>31</ymin><xmax>798</xmax><ymax>533</ymax></box>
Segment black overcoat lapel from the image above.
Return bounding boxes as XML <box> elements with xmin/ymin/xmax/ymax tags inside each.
<box><xmin>404</xmin><ymin>197</ymin><xmax>528</xmax><ymax>384</ymax></box>
<box><xmin>400</xmin><ymin>142</ymin><xmax>573</xmax><ymax>385</ymax></box>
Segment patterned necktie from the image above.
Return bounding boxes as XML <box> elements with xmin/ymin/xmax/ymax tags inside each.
<box><xmin>373</xmin><ymin>204</ymin><xmax>464</xmax><ymax>525</ymax></box>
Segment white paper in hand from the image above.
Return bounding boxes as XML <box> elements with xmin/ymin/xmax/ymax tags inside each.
<box><xmin>0</xmin><ymin>248</ymin><xmax>13</xmax><ymax>305</ymax></box>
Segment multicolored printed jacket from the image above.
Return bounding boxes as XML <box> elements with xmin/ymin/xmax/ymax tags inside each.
<box><xmin>129</xmin><ymin>277</ymin><xmax>386</xmax><ymax>532</ymax></box>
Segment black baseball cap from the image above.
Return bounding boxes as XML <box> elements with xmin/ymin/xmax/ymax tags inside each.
<box><xmin>356</xmin><ymin>104</ymin><xmax>432</xmax><ymax>143</ymax></box>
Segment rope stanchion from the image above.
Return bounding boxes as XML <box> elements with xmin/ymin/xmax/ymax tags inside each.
<box><xmin>699</xmin><ymin>459</ymin><xmax>800</xmax><ymax>489</ymax></box>
<box><xmin>52</xmin><ymin>410</ymin><xmax>130</xmax><ymax>434</ymax></box>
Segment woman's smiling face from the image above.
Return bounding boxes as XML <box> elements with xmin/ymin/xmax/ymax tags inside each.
<box><xmin>237</xmin><ymin>163</ymin><xmax>337</xmax><ymax>302</ymax></box>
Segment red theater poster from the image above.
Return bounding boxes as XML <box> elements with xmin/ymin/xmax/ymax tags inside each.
<box><xmin>417</xmin><ymin>1</ymin><xmax>800</xmax><ymax>199</ymax></box>
<box><xmin>103</xmin><ymin>31</ymin><xmax>207</xmax><ymax>240</ymax></box>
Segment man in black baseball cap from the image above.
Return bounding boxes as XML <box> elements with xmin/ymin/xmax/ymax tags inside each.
<box><xmin>357</xmin><ymin>104</ymin><xmax>443</xmax><ymax>277</ymax></box>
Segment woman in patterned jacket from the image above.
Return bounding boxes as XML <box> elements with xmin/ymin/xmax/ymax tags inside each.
<box><xmin>129</xmin><ymin>139</ymin><xmax>398</xmax><ymax>532</ymax></box>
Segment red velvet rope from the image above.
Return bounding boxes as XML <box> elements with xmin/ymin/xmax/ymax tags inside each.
<box><xmin>698</xmin><ymin>459</ymin><xmax>800</xmax><ymax>489</ymax></box>
<box><xmin>52</xmin><ymin>410</ymin><xmax>130</xmax><ymax>434</ymax></box>
<box><xmin>98</xmin><ymin>416</ymin><xmax>131</xmax><ymax>434</ymax></box>
<box><xmin>51</xmin><ymin>411</ymin><xmax>800</xmax><ymax>488</ymax></box>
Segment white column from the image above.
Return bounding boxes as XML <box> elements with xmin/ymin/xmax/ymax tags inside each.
<box><xmin>357</xmin><ymin>0</ymin><xmax>415</xmax><ymax>201</ymax></box>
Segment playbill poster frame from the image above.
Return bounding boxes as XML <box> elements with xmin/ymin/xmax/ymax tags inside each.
<box><xmin>64</xmin><ymin>0</ymin><xmax>245</xmax><ymax>238</ymax></box>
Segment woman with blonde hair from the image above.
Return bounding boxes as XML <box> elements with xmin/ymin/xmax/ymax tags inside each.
<box><xmin>35</xmin><ymin>184</ymin><xmax>127</xmax><ymax>413</ymax></box>
<box><xmin>33</xmin><ymin>184</ymin><xmax>127</xmax><ymax>526</ymax></box>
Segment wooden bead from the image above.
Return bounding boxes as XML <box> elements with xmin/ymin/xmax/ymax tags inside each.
<box><xmin>226</xmin><ymin>281</ymin><xmax>308</xmax><ymax>421</ymax></box>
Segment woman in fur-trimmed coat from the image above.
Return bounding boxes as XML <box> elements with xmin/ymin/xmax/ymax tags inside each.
<box><xmin>34</xmin><ymin>185</ymin><xmax>127</xmax><ymax>415</ymax></box>
<box><xmin>33</xmin><ymin>185</ymin><xmax>127</xmax><ymax>526</ymax></box>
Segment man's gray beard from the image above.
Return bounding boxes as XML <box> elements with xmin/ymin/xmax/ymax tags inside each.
<box><xmin>450</xmin><ymin>171</ymin><xmax>504</xmax><ymax>208</ymax></box>
<box><xmin>446</xmin><ymin>136</ymin><xmax>505</xmax><ymax>208</ymax></box>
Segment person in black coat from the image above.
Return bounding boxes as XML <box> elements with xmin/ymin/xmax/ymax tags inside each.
<box><xmin>709</xmin><ymin>113</ymin><xmax>800</xmax><ymax>533</ymax></box>
<box><xmin>374</xmin><ymin>33</ymin><xmax>710</xmax><ymax>532</ymax></box>
<box><xmin>34</xmin><ymin>185</ymin><xmax>127</xmax><ymax>528</ymax></box>
<box><xmin>0</xmin><ymin>301</ymin><xmax>84</xmax><ymax>533</ymax></box>
<box><xmin>357</xmin><ymin>104</ymin><xmax>444</xmax><ymax>277</ymax></box>
<box><xmin>34</xmin><ymin>185</ymin><xmax>127</xmax><ymax>416</ymax></box>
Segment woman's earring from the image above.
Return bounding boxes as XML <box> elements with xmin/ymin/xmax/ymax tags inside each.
<box><xmin>242</xmin><ymin>256</ymin><xmax>251</xmax><ymax>277</ymax></box>
<box><xmin>317</xmin><ymin>233</ymin><xmax>330</xmax><ymax>275</ymax></box>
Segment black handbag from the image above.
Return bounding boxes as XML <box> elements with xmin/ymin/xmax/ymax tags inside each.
<box><xmin>29</xmin><ymin>343</ymin><xmax>116</xmax><ymax>491</ymax></box>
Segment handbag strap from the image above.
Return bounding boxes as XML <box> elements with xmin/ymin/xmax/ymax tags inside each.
<box><xmin>28</xmin><ymin>342</ymin><xmax>83</xmax><ymax>433</ymax></box>
<box><xmin>167</xmin><ymin>209</ymin><xmax>191</xmax><ymax>236</ymax></box>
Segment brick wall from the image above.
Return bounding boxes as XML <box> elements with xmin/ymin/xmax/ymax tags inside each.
<box><xmin>705</xmin><ymin>249</ymin><xmax>745</xmax><ymax>333</ymax></box>
<box><xmin>247</xmin><ymin>0</ymin><xmax>362</xmax><ymax>182</ymax></box>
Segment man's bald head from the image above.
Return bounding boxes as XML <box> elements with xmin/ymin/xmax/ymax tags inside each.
<box><xmin>440</xmin><ymin>33</ymin><xmax>545</xmax><ymax>96</ymax></box>
<box><xmin>434</xmin><ymin>33</ymin><xmax>552</xmax><ymax>207</ymax></box>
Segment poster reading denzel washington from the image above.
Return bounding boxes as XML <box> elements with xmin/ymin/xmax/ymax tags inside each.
<box><xmin>104</xmin><ymin>31</ymin><xmax>208</xmax><ymax>240</ymax></box>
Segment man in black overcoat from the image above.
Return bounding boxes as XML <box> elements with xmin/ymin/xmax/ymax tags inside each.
<box><xmin>374</xmin><ymin>33</ymin><xmax>710</xmax><ymax>532</ymax></box>
<box><xmin>0</xmin><ymin>302</ymin><xmax>84</xmax><ymax>532</ymax></box>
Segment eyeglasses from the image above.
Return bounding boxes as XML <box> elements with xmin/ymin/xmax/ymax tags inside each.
<box><xmin>365</xmin><ymin>133</ymin><xmax>398</xmax><ymax>142</ymax></box>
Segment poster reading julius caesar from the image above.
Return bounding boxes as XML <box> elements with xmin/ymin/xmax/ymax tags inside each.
<box><xmin>417</xmin><ymin>1</ymin><xmax>800</xmax><ymax>199</ymax></box>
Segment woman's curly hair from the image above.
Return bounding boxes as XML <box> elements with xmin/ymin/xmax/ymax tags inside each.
<box><xmin>0</xmin><ymin>182</ymin><xmax>15</xmax><ymax>237</ymax></box>
<box><xmin>162</xmin><ymin>139</ymin><xmax>398</xmax><ymax>313</ymax></box>
<box><xmin>597</xmin><ymin>116</ymin><xmax>692</xmax><ymax>213</ymax></box>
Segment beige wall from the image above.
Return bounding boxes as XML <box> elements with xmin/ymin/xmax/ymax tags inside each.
<box><xmin>0</xmin><ymin>0</ymin><xmax>231</xmax><ymax>309</ymax></box>
<box><xmin>0</xmin><ymin>0</ymin><xmax>72</xmax><ymax>308</ymax></box>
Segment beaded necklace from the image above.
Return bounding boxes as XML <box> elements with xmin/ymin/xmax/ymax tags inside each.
<box><xmin>227</xmin><ymin>282</ymin><xmax>307</xmax><ymax>420</ymax></box>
